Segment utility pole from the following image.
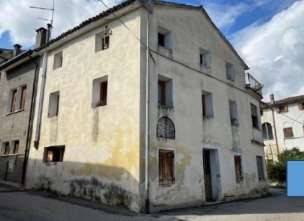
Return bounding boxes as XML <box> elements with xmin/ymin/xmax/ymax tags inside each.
<box><xmin>270</xmin><ymin>94</ymin><xmax>280</xmax><ymax>158</ymax></box>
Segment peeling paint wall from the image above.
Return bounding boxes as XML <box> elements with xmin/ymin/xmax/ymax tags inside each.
<box><xmin>26</xmin><ymin>8</ymin><xmax>143</xmax><ymax>212</ymax></box>
<box><xmin>144</xmin><ymin>5</ymin><xmax>267</xmax><ymax>211</ymax></box>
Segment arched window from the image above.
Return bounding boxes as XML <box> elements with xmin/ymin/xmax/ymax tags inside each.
<box><xmin>157</xmin><ymin>117</ymin><xmax>175</xmax><ymax>139</ymax></box>
<box><xmin>262</xmin><ymin>122</ymin><xmax>273</xmax><ymax>140</ymax></box>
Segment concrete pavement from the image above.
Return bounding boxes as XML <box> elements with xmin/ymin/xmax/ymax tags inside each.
<box><xmin>0</xmin><ymin>187</ymin><xmax>303</xmax><ymax>221</ymax></box>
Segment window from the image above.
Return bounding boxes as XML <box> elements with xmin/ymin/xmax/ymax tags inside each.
<box><xmin>229</xmin><ymin>100</ymin><xmax>238</xmax><ymax>126</ymax></box>
<box><xmin>2</xmin><ymin>142</ymin><xmax>10</xmax><ymax>155</ymax></box>
<box><xmin>299</xmin><ymin>102</ymin><xmax>304</xmax><ymax>110</ymax></box>
<box><xmin>157</xmin><ymin>117</ymin><xmax>175</xmax><ymax>139</ymax></box>
<box><xmin>53</xmin><ymin>51</ymin><xmax>63</xmax><ymax>70</ymax></box>
<box><xmin>95</xmin><ymin>27</ymin><xmax>111</xmax><ymax>52</ymax></box>
<box><xmin>283</xmin><ymin>127</ymin><xmax>294</xmax><ymax>138</ymax></box>
<box><xmin>48</xmin><ymin>91</ymin><xmax>60</xmax><ymax>118</ymax></box>
<box><xmin>13</xmin><ymin>140</ymin><xmax>19</xmax><ymax>154</ymax></box>
<box><xmin>202</xmin><ymin>91</ymin><xmax>214</xmax><ymax>119</ymax></box>
<box><xmin>159</xmin><ymin>149</ymin><xmax>175</xmax><ymax>186</ymax></box>
<box><xmin>92</xmin><ymin>76</ymin><xmax>108</xmax><ymax>107</ymax></box>
<box><xmin>158</xmin><ymin>27</ymin><xmax>171</xmax><ymax>49</ymax></box>
<box><xmin>256</xmin><ymin>156</ymin><xmax>265</xmax><ymax>181</ymax></box>
<box><xmin>20</xmin><ymin>85</ymin><xmax>27</xmax><ymax>110</ymax></box>
<box><xmin>234</xmin><ymin>155</ymin><xmax>243</xmax><ymax>183</ymax></box>
<box><xmin>200</xmin><ymin>49</ymin><xmax>211</xmax><ymax>69</ymax></box>
<box><xmin>277</xmin><ymin>105</ymin><xmax>288</xmax><ymax>113</ymax></box>
<box><xmin>43</xmin><ymin>146</ymin><xmax>65</xmax><ymax>163</ymax></box>
<box><xmin>10</xmin><ymin>88</ymin><xmax>18</xmax><ymax>112</ymax></box>
<box><xmin>262</xmin><ymin>123</ymin><xmax>274</xmax><ymax>140</ymax></box>
<box><xmin>226</xmin><ymin>62</ymin><xmax>235</xmax><ymax>81</ymax></box>
<box><xmin>251</xmin><ymin>103</ymin><xmax>259</xmax><ymax>129</ymax></box>
<box><xmin>158</xmin><ymin>76</ymin><xmax>173</xmax><ymax>108</ymax></box>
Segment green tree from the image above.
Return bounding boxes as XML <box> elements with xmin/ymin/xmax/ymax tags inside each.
<box><xmin>267</xmin><ymin>148</ymin><xmax>304</xmax><ymax>183</ymax></box>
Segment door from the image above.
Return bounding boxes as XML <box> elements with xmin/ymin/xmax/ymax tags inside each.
<box><xmin>203</xmin><ymin>149</ymin><xmax>213</xmax><ymax>201</ymax></box>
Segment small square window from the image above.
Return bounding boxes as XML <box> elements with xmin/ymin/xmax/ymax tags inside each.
<box><xmin>48</xmin><ymin>91</ymin><xmax>60</xmax><ymax>118</ymax></box>
<box><xmin>277</xmin><ymin>105</ymin><xmax>288</xmax><ymax>113</ymax></box>
<box><xmin>226</xmin><ymin>62</ymin><xmax>235</xmax><ymax>81</ymax></box>
<box><xmin>53</xmin><ymin>51</ymin><xmax>63</xmax><ymax>70</ymax></box>
<box><xmin>43</xmin><ymin>146</ymin><xmax>65</xmax><ymax>163</ymax></box>
<box><xmin>283</xmin><ymin>127</ymin><xmax>294</xmax><ymax>138</ymax></box>
<box><xmin>158</xmin><ymin>27</ymin><xmax>171</xmax><ymax>49</ymax></box>
<box><xmin>95</xmin><ymin>30</ymin><xmax>111</xmax><ymax>52</ymax></box>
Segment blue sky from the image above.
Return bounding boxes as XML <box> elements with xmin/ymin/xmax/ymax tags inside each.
<box><xmin>0</xmin><ymin>0</ymin><xmax>303</xmax><ymax>99</ymax></box>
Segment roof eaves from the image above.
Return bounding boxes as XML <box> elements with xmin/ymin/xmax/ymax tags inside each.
<box><xmin>0</xmin><ymin>50</ymin><xmax>33</xmax><ymax>70</ymax></box>
<box><xmin>38</xmin><ymin>0</ymin><xmax>137</xmax><ymax>52</ymax></box>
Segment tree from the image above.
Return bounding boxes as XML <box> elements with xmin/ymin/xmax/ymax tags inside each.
<box><xmin>267</xmin><ymin>148</ymin><xmax>304</xmax><ymax>183</ymax></box>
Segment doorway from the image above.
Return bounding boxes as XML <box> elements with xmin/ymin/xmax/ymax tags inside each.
<box><xmin>203</xmin><ymin>149</ymin><xmax>221</xmax><ymax>202</ymax></box>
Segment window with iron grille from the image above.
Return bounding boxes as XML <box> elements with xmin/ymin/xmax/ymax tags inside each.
<box><xmin>157</xmin><ymin>117</ymin><xmax>175</xmax><ymax>139</ymax></box>
<box><xmin>159</xmin><ymin>149</ymin><xmax>175</xmax><ymax>186</ymax></box>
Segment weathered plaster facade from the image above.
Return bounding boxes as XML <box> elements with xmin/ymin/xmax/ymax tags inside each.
<box><xmin>262</xmin><ymin>95</ymin><xmax>304</xmax><ymax>161</ymax></box>
<box><xmin>25</xmin><ymin>0</ymin><xmax>267</xmax><ymax>213</ymax></box>
<box><xmin>0</xmin><ymin>58</ymin><xmax>40</xmax><ymax>183</ymax></box>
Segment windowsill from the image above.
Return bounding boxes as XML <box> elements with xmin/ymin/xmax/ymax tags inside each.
<box><xmin>251</xmin><ymin>139</ymin><xmax>265</xmax><ymax>147</ymax></box>
<box><xmin>95</xmin><ymin>103</ymin><xmax>107</xmax><ymax>108</ymax></box>
<box><xmin>203</xmin><ymin>116</ymin><xmax>214</xmax><ymax>120</ymax></box>
<box><xmin>44</xmin><ymin>161</ymin><xmax>63</xmax><ymax>166</ymax></box>
<box><xmin>158</xmin><ymin>105</ymin><xmax>174</xmax><ymax>110</ymax></box>
<box><xmin>157</xmin><ymin>46</ymin><xmax>173</xmax><ymax>57</ymax></box>
<box><xmin>7</xmin><ymin>109</ymin><xmax>24</xmax><ymax>116</ymax></box>
<box><xmin>159</xmin><ymin>182</ymin><xmax>175</xmax><ymax>187</ymax></box>
<box><xmin>253</xmin><ymin>127</ymin><xmax>261</xmax><ymax>131</ymax></box>
<box><xmin>48</xmin><ymin>115</ymin><xmax>59</xmax><ymax>119</ymax></box>
<box><xmin>0</xmin><ymin>153</ymin><xmax>23</xmax><ymax>157</ymax></box>
<box><xmin>284</xmin><ymin>136</ymin><xmax>304</xmax><ymax>140</ymax></box>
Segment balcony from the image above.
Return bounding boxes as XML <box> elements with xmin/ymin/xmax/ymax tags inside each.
<box><xmin>245</xmin><ymin>72</ymin><xmax>263</xmax><ymax>97</ymax></box>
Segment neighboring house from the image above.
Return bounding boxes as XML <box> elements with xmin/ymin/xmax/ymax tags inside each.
<box><xmin>0</xmin><ymin>30</ymin><xmax>46</xmax><ymax>184</ymax></box>
<box><xmin>262</xmin><ymin>95</ymin><xmax>304</xmax><ymax>161</ymax></box>
<box><xmin>22</xmin><ymin>0</ymin><xmax>267</xmax><ymax>213</ymax></box>
<box><xmin>0</xmin><ymin>48</ymin><xmax>13</xmax><ymax>65</ymax></box>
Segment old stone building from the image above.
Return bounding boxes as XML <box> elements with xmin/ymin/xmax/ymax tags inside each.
<box><xmin>262</xmin><ymin>95</ymin><xmax>304</xmax><ymax>161</ymax></box>
<box><xmin>0</xmin><ymin>28</ymin><xmax>48</xmax><ymax>184</ymax></box>
<box><xmin>24</xmin><ymin>0</ymin><xmax>267</xmax><ymax>213</ymax></box>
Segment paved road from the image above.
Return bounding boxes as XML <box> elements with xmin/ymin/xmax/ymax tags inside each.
<box><xmin>0</xmin><ymin>187</ymin><xmax>303</xmax><ymax>221</ymax></box>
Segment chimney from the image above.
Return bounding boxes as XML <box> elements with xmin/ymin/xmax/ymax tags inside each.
<box><xmin>270</xmin><ymin>94</ymin><xmax>275</xmax><ymax>104</ymax></box>
<box><xmin>35</xmin><ymin>27</ymin><xmax>47</xmax><ymax>48</ymax></box>
<box><xmin>47</xmin><ymin>23</ymin><xmax>52</xmax><ymax>42</ymax></box>
<box><xmin>13</xmin><ymin>44</ymin><xmax>22</xmax><ymax>56</ymax></box>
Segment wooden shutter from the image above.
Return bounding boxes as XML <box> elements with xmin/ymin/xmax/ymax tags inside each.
<box><xmin>159</xmin><ymin>150</ymin><xmax>175</xmax><ymax>186</ymax></box>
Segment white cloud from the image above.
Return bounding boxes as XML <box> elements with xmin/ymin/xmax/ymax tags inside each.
<box><xmin>232</xmin><ymin>0</ymin><xmax>304</xmax><ymax>101</ymax></box>
<box><xmin>0</xmin><ymin>0</ymin><xmax>120</xmax><ymax>48</ymax></box>
<box><xmin>203</xmin><ymin>2</ymin><xmax>249</xmax><ymax>30</ymax></box>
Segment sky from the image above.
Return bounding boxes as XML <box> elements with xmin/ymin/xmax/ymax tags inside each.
<box><xmin>0</xmin><ymin>0</ymin><xmax>303</xmax><ymax>101</ymax></box>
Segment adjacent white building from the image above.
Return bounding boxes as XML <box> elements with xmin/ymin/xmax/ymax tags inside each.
<box><xmin>262</xmin><ymin>95</ymin><xmax>304</xmax><ymax>161</ymax></box>
<box><xmin>23</xmin><ymin>0</ymin><xmax>268</xmax><ymax>213</ymax></box>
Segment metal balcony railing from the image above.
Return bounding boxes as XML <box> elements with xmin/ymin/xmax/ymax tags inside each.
<box><xmin>245</xmin><ymin>72</ymin><xmax>263</xmax><ymax>96</ymax></box>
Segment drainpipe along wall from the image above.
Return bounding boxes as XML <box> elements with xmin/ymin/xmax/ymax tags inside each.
<box><xmin>22</xmin><ymin>56</ymin><xmax>40</xmax><ymax>185</ymax></box>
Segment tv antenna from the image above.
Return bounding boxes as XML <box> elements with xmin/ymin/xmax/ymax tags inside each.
<box><xmin>30</xmin><ymin>0</ymin><xmax>55</xmax><ymax>26</ymax></box>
